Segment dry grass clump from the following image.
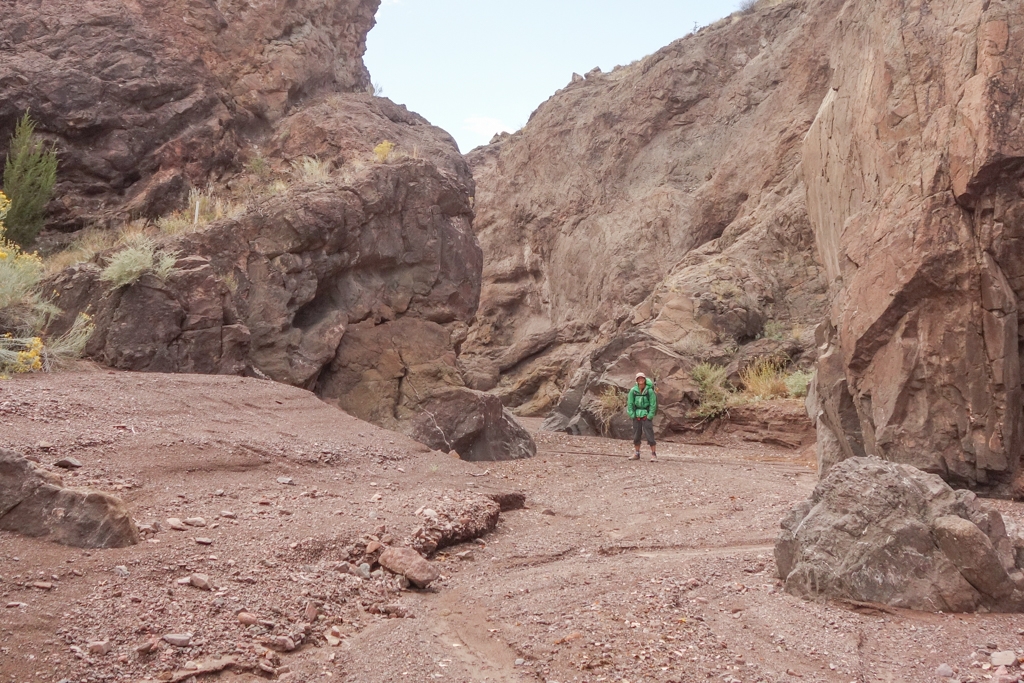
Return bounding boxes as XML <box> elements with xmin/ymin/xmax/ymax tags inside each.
<box><xmin>785</xmin><ymin>369</ymin><xmax>813</xmax><ymax>398</ymax></box>
<box><xmin>99</xmin><ymin>234</ymin><xmax>177</xmax><ymax>289</ymax></box>
<box><xmin>690</xmin><ymin>362</ymin><xmax>730</xmax><ymax>421</ymax></box>
<box><xmin>593</xmin><ymin>385</ymin><xmax>628</xmax><ymax>432</ymax></box>
<box><xmin>290</xmin><ymin>156</ymin><xmax>332</xmax><ymax>184</ymax></box>
<box><xmin>739</xmin><ymin>356</ymin><xmax>789</xmax><ymax>399</ymax></box>
<box><xmin>158</xmin><ymin>188</ymin><xmax>244</xmax><ymax>235</ymax></box>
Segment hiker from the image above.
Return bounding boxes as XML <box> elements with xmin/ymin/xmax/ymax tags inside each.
<box><xmin>627</xmin><ymin>371</ymin><xmax>657</xmax><ymax>461</ymax></box>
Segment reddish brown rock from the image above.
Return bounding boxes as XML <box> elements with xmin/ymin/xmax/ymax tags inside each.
<box><xmin>378</xmin><ymin>547</ymin><xmax>440</xmax><ymax>588</ymax></box>
<box><xmin>0</xmin><ymin>449</ymin><xmax>140</xmax><ymax>549</ymax></box>
<box><xmin>804</xmin><ymin>0</ymin><xmax>1024</xmax><ymax>487</ymax></box>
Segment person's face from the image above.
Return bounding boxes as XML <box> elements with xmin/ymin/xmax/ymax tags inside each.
<box><xmin>638</xmin><ymin>378</ymin><xmax>646</xmax><ymax>389</ymax></box>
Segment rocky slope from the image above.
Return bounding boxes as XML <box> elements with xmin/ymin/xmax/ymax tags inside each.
<box><xmin>463</xmin><ymin>1</ymin><xmax>831</xmax><ymax>435</ymax></box>
<box><xmin>805</xmin><ymin>0</ymin><xmax>1024</xmax><ymax>490</ymax></box>
<box><xmin>4</xmin><ymin>0</ymin><xmax>535</xmax><ymax>460</ymax></box>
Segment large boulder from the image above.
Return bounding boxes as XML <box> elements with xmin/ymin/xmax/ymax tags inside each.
<box><xmin>776</xmin><ymin>457</ymin><xmax>1024</xmax><ymax>612</ymax></box>
<box><xmin>405</xmin><ymin>389</ymin><xmax>536</xmax><ymax>462</ymax></box>
<box><xmin>803</xmin><ymin>0</ymin><xmax>1024</xmax><ymax>488</ymax></box>
<box><xmin>0</xmin><ymin>450</ymin><xmax>140</xmax><ymax>549</ymax></box>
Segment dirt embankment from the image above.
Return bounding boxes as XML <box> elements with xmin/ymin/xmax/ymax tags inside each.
<box><xmin>2</xmin><ymin>369</ymin><xmax>1023</xmax><ymax>682</ymax></box>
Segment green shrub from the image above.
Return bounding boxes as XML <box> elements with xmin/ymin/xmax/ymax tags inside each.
<box><xmin>100</xmin><ymin>236</ymin><xmax>177</xmax><ymax>289</ymax></box>
<box><xmin>785</xmin><ymin>369</ymin><xmax>814</xmax><ymax>398</ymax></box>
<box><xmin>3</xmin><ymin>113</ymin><xmax>57</xmax><ymax>248</ymax></box>
<box><xmin>690</xmin><ymin>362</ymin><xmax>731</xmax><ymax>421</ymax></box>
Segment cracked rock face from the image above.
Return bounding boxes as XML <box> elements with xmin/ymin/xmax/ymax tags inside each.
<box><xmin>804</xmin><ymin>0</ymin><xmax>1024</xmax><ymax>488</ymax></box>
<box><xmin>776</xmin><ymin>457</ymin><xmax>1024</xmax><ymax>612</ymax></box>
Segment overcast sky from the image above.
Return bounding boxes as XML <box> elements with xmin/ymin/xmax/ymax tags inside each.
<box><xmin>364</xmin><ymin>1</ymin><xmax>748</xmax><ymax>152</ymax></box>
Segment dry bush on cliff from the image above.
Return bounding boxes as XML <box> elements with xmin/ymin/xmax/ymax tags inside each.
<box><xmin>690</xmin><ymin>362</ymin><xmax>731</xmax><ymax>421</ymax></box>
<box><xmin>740</xmin><ymin>356</ymin><xmax>789</xmax><ymax>399</ymax></box>
<box><xmin>291</xmin><ymin>156</ymin><xmax>332</xmax><ymax>184</ymax></box>
<box><xmin>100</xmin><ymin>235</ymin><xmax>177</xmax><ymax>289</ymax></box>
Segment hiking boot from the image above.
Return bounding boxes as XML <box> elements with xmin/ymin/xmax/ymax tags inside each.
<box><xmin>650</xmin><ymin>453</ymin><xmax>658</xmax><ymax>462</ymax></box>
<box><xmin>629</xmin><ymin>451</ymin><xmax>640</xmax><ymax>460</ymax></box>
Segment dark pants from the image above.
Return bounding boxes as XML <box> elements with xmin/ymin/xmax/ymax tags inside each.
<box><xmin>632</xmin><ymin>418</ymin><xmax>656</xmax><ymax>446</ymax></box>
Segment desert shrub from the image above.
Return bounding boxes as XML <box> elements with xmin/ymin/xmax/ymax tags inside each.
<box><xmin>43</xmin><ymin>227</ymin><xmax>120</xmax><ymax>275</ymax></box>
<box><xmin>3</xmin><ymin>113</ymin><xmax>57</xmax><ymax>248</ymax></box>
<box><xmin>373</xmin><ymin>140</ymin><xmax>395</xmax><ymax>163</ymax></box>
<box><xmin>762</xmin><ymin>319</ymin><xmax>786</xmax><ymax>340</ymax></box>
<box><xmin>740</xmin><ymin>0</ymin><xmax>758</xmax><ymax>12</ymax></box>
<box><xmin>246</xmin><ymin>153</ymin><xmax>271</xmax><ymax>179</ymax></box>
<box><xmin>690</xmin><ymin>362</ymin><xmax>731</xmax><ymax>421</ymax></box>
<box><xmin>290</xmin><ymin>156</ymin><xmax>331</xmax><ymax>184</ymax></box>
<box><xmin>0</xmin><ymin>190</ymin><xmax>93</xmax><ymax>376</ymax></box>
<box><xmin>785</xmin><ymin>369</ymin><xmax>813</xmax><ymax>398</ymax></box>
<box><xmin>675</xmin><ymin>329</ymin><xmax>715</xmax><ymax>359</ymax></box>
<box><xmin>594</xmin><ymin>385</ymin><xmax>628</xmax><ymax>432</ymax></box>
<box><xmin>100</xmin><ymin>235</ymin><xmax>177</xmax><ymax>288</ymax></box>
<box><xmin>740</xmin><ymin>356</ymin><xmax>789</xmax><ymax>399</ymax></box>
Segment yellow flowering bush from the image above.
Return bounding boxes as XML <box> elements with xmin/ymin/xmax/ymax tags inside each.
<box><xmin>0</xmin><ymin>190</ymin><xmax>93</xmax><ymax>377</ymax></box>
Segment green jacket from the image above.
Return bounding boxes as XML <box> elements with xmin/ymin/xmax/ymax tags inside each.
<box><xmin>627</xmin><ymin>382</ymin><xmax>657</xmax><ymax>419</ymax></box>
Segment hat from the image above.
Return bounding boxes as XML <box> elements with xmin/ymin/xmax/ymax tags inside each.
<box><xmin>635</xmin><ymin>372</ymin><xmax>646</xmax><ymax>380</ymax></box>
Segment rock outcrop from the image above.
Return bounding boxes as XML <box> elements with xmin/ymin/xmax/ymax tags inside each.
<box><xmin>804</xmin><ymin>0</ymin><xmax>1024</xmax><ymax>488</ymax></box>
<box><xmin>463</xmin><ymin>2</ymin><xmax>831</xmax><ymax>434</ymax></box>
<box><xmin>18</xmin><ymin>0</ymin><xmax>535</xmax><ymax>460</ymax></box>
<box><xmin>0</xmin><ymin>450</ymin><xmax>140</xmax><ymax>549</ymax></box>
<box><xmin>776</xmin><ymin>457</ymin><xmax>1024</xmax><ymax>612</ymax></box>
<box><xmin>0</xmin><ymin>0</ymin><xmax>377</xmax><ymax>229</ymax></box>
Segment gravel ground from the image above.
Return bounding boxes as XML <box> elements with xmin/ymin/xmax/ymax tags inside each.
<box><xmin>2</xmin><ymin>370</ymin><xmax>1024</xmax><ymax>683</ymax></box>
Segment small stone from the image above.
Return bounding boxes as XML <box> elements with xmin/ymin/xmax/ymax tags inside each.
<box><xmin>992</xmin><ymin>651</ymin><xmax>1017</xmax><ymax>667</ymax></box>
<box><xmin>421</xmin><ymin>508</ymin><xmax>438</xmax><ymax>519</ymax></box>
<box><xmin>238</xmin><ymin>612</ymin><xmax>258</xmax><ymax>625</ymax></box>
<box><xmin>541</xmin><ymin>509</ymin><xmax>555</xmax><ymax>516</ymax></box>
<box><xmin>184</xmin><ymin>660</ymin><xmax>199</xmax><ymax>671</ymax></box>
<box><xmin>357</xmin><ymin>563</ymin><xmax>372</xmax><ymax>579</ymax></box>
<box><xmin>32</xmin><ymin>581</ymin><xmax>53</xmax><ymax>590</ymax></box>
<box><xmin>370</xmin><ymin>493</ymin><xmax>382</xmax><ymax>502</ymax></box>
<box><xmin>277</xmin><ymin>477</ymin><xmax>294</xmax><ymax>485</ymax></box>
<box><xmin>214</xmin><ymin>489</ymin><xmax>225</xmax><ymax>496</ymax></box>
<box><xmin>515</xmin><ymin>658</ymin><xmax>525</xmax><ymax>666</ymax></box>
<box><xmin>303</xmin><ymin>601</ymin><xmax>318</xmax><ymax>622</ymax></box>
<box><xmin>162</xmin><ymin>633</ymin><xmax>192</xmax><ymax>647</ymax></box>
<box><xmin>183</xmin><ymin>517</ymin><xmax>207</xmax><ymax>527</ymax></box>
<box><xmin>166</xmin><ymin>518</ymin><xmax>187</xmax><ymax>531</ymax></box>
<box><xmin>268</xmin><ymin>635</ymin><xmax>296</xmax><ymax>652</ymax></box>
<box><xmin>195</xmin><ymin>537</ymin><xmax>213</xmax><ymax>545</ymax></box>
<box><xmin>54</xmin><ymin>457</ymin><xmax>82</xmax><ymax>469</ymax></box>
<box><xmin>190</xmin><ymin>573</ymin><xmax>213</xmax><ymax>590</ymax></box>
<box><xmin>113</xmin><ymin>565</ymin><xmax>129</xmax><ymax>578</ymax></box>
<box><xmin>135</xmin><ymin>637</ymin><xmax>160</xmax><ymax>654</ymax></box>
<box><xmin>936</xmin><ymin>663</ymin><xmax>954</xmax><ymax>678</ymax></box>
<box><xmin>36</xmin><ymin>441</ymin><xmax>53</xmax><ymax>451</ymax></box>
<box><xmin>220</xmin><ymin>510</ymin><xmax>236</xmax><ymax>519</ymax></box>
<box><xmin>365</xmin><ymin>541</ymin><xmax>382</xmax><ymax>555</ymax></box>
<box><xmin>5</xmin><ymin>602</ymin><xmax>27</xmax><ymax>608</ymax></box>
<box><xmin>87</xmin><ymin>641</ymin><xmax>111</xmax><ymax>655</ymax></box>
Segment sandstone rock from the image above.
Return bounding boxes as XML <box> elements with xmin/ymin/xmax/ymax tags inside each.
<box><xmin>409</xmin><ymin>494</ymin><xmax>501</xmax><ymax>556</ymax></box>
<box><xmin>378</xmin><ymin>547</ymin><xmax>440</xmax><ymax>588</ymax></box>
<box><xmin>183</xmin><ymin>517</ymin><xmax>206</xmax><ymax>527</ymax></box>
<box><xmin>776</xmin><ymin>457</ymin><xmax>1024</xmax><ymax>612</ymax></box>
<box><xmin>162</xmin><ymin>633</ymin><xmax>192</xmax><ymax>648</ymax></box>
<box><xmin>936</xmin><ymin>663</ymin><xmax>954</xmax><ymax>678</ymax></box>
<box><xmin>87</xmin><ymin>641</ymin><xmax>111</xmax><ymax>655</ymax></box>
<box><xmin>0</xmin><ymin>450</ymin><xmax>139</xmax><ymax>549</ymax></box>
<box><xmin>238</xmin><ymin>612</ymin><xmax>258</xmax><ymax>626</ymax></box>
<box><xmin>189</xmin><ymin>573</ymin><xmax>212</xmax><ymax>591</ymax></box>
<box><xmin>53</xmin><ymin>457</ymin><xmax>83</xmax><ymax>469</ymax></box>
<box><xmin>166</xmin><ymin>518</ymin><xmax>187</xmax><ymax>531</ymax></box>
<box><xmin>804</xmin><ymin>0</ymin><xmax>1024</xmax><ymax>488</ymax></box>
<box><xmin>992</xmin><ymin>651</ymin><xmax>1017</xmax><ymax>667</ymax></box>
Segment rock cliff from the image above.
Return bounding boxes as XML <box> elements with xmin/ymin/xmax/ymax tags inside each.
<box><xmin>464</xmin><ymin>1</ymin><xmax>831</xmax><ymax>435</ymax></box>
<box><xmin>13</xmin><ymin>0</ymin><xmax>534</xmax><ymax>460</ymax></box>
<box><xmin>805</xmin><ymin>0</ymin><xmax>1024</xmax><ymax>489</ymax></box>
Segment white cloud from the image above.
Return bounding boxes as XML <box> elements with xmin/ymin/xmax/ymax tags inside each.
<box><xmin>463</xmin><ymin>116</ymin><xmax>513</xmax><ymax>139</ymax></box>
